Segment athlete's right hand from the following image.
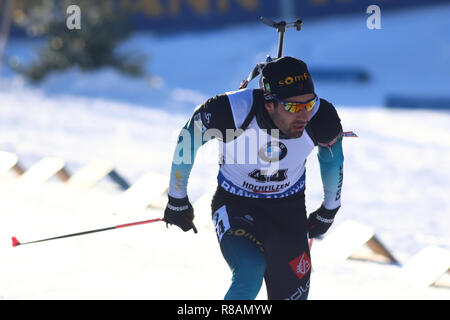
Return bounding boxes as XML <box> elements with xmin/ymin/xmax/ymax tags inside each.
<box><xmin>164</xmin><ymin>196</ymin><xmax>197</xmax><ymax>233</ymax></box>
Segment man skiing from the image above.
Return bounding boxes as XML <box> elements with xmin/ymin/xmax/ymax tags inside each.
<box><xmin>164</xmin><ymin>56</ymin><xmax>345</xmax><ymax>300</ymax></box>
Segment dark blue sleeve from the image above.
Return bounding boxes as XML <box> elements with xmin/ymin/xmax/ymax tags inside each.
<box><xmin>308</xmin><ymin>99</ymin><xmax>344</xmax><ymax>210</ymax></box>
<box><xmin>307</xmin><ymin>99</ymin><xmax>343</xmax><ymax>146</ymax></box>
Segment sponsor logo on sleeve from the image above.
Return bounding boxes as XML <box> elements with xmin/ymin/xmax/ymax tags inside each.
<box><xmin>193</xmin><ymin>113</ymin><xmax>207</xmax><ymax>132</ymax></box>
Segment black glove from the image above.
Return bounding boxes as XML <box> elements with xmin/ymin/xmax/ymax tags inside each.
<box><xmin>164</xmin><ymin>196</ymin><xmax>197</xmax><ymax>233</ymax></box>
<box><xmin>307</xmin><ymin>205</ymin><xmax>340</xmax><ymax>238</ymax></box>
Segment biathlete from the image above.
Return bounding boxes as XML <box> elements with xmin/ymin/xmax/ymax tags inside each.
<box><xmin>164</xmin><ymin>56</ymin><xmax>348</xmax><ymax>300</ymax></box>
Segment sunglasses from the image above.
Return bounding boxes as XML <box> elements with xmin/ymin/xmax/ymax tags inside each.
<box><xmin>264</xmin><ymin>89</ymin><xmax>317</xmax><ymax>113</ymax></box>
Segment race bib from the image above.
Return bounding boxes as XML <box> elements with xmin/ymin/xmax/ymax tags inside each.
<box><xmin>212</xmin><ymin>205</ymin><xmax>230</xmax><ymax>242</ymax></box>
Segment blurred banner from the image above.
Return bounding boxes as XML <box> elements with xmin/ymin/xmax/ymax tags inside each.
<box><xmin>126</xmin><ymin>0</ymin><xmax>279</xmax><ymax>32</ymax></box>
<box><xmin>2</xmin><ymin>0</ymin><xmax>449</xmax><ymax>35</ymax></box>
<box><xmin>293</xmin><ymin>0</ymin><xmax>450</xmax><ymax>18</ymax></box>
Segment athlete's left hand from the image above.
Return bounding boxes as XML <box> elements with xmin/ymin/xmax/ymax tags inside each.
<box><xmin>307</xmin><ymin>205</ymin><xmax>340</xmax><ymax>238</ymax></box>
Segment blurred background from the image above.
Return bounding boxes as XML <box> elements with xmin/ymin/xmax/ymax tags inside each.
<box><xmin>0</xmin><ymin>0</ymin><xmax>449</xmax><ymax>299</ymax></box>
<box><xmin>1</xmin><ymin>0</ymin><xmax>450</xmax><ymax>108</ymax></box>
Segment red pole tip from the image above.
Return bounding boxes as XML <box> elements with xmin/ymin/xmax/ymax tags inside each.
<box><xmin>12</xmin><ymin>237</ymin><xmax>20</xmax><ymax>247</ymax></box>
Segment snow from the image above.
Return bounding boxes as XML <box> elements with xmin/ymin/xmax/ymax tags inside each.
<box><xmin>0</xmin><ymin>4</ymin><xmax>449</xmax><ymax>300</ymax></box>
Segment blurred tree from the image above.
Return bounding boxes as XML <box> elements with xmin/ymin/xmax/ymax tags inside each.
<box><xmin>0</xmin><ymin>0</ymin><xmax>15</xmax><ymax>75</ymax></box>
<box><xmin>9</xmin><ymin>0</ymin><xmax>146</xmax><ymax>82</ymax></box>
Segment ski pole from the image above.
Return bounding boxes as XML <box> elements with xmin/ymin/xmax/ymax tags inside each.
<box><xmin>11</xmin><ymin>217</ymin><xmax>166</xmax><ymax>247</ymax></box>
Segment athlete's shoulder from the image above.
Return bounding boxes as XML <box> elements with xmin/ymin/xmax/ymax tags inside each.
<box><xmin>225</xmin><ymin>89</ymin><xmax>262</xmax><ymax>129</ymax></box>
<box><xmin>193</xmin><ymin>92</ymin><xmax>235</xmax><ymax>133</ymax></box>
<box><xmin>306</xmin><ymin>98</ymin><xmax>343</xmax><ymax>145</ymax></box>
<box><xmin>193</xmin><ymin>89</ymin><xmax>262</xmax><ymax>132</ymax></box>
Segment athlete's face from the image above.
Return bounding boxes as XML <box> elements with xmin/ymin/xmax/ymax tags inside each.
<box><xmin>265</xmin><ymin>93</ymin><xmax>315</xmax><ymax>138</ymax></box>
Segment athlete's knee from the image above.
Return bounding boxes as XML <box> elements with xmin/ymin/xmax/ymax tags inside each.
<box><xmin>225</xmin><ymin>262</ymin><xmax>265</xmax><ymax>300</ymax></box>
<box><xmin>220</xmin><ymin>235</ymin><xmax>266</xmax><ymax>300</ymax></box>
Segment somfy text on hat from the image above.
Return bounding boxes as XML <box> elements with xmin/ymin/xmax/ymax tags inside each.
<box><xmin>261</xmin><ymin>56</ymin><xmax>315</xmax><ymax>100</ymax></box>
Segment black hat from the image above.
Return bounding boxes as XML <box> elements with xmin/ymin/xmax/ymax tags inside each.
<box><xmin>261</xmin><ymin>56</ymin><xmax>314</xmax><ymax>99</ymax></box>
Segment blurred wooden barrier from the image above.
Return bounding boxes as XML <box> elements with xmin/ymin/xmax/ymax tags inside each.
<box><xmin>400</xmin><ymin>246</ymin><xmax>450</xmax><ymax>288</ymax></box>
<box><xmin>0</xmin><ymin>151</ymin><xmax>24</xmax><ymax>176</ymax></box>
<box><xmin>68</xmin><ymin>160</ymin><xmax>168</xmax><ymax>209</ymax></box>
<box><xmin>312</xmin><ymin>220</ymin><xmax>398</xmax><ymax>265</ymax></box>
<box><xmin>67</xmin><ymin>158</ymin><xmax>130</xmax><ymax>190</ymax></box>
<box><xmin>116</xmin><ymin>171</ymin><xmax>169</xmax><ymax>212</ymax></box>
<box><xmin>18</xmin><ymin>157</ymin><xmax>70</xmax><ymax>185</ymax></box>
<box><xmin>2</xmin><ymin>152</ymin><xmax>171</xmax><ymax>212</ymax></box>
